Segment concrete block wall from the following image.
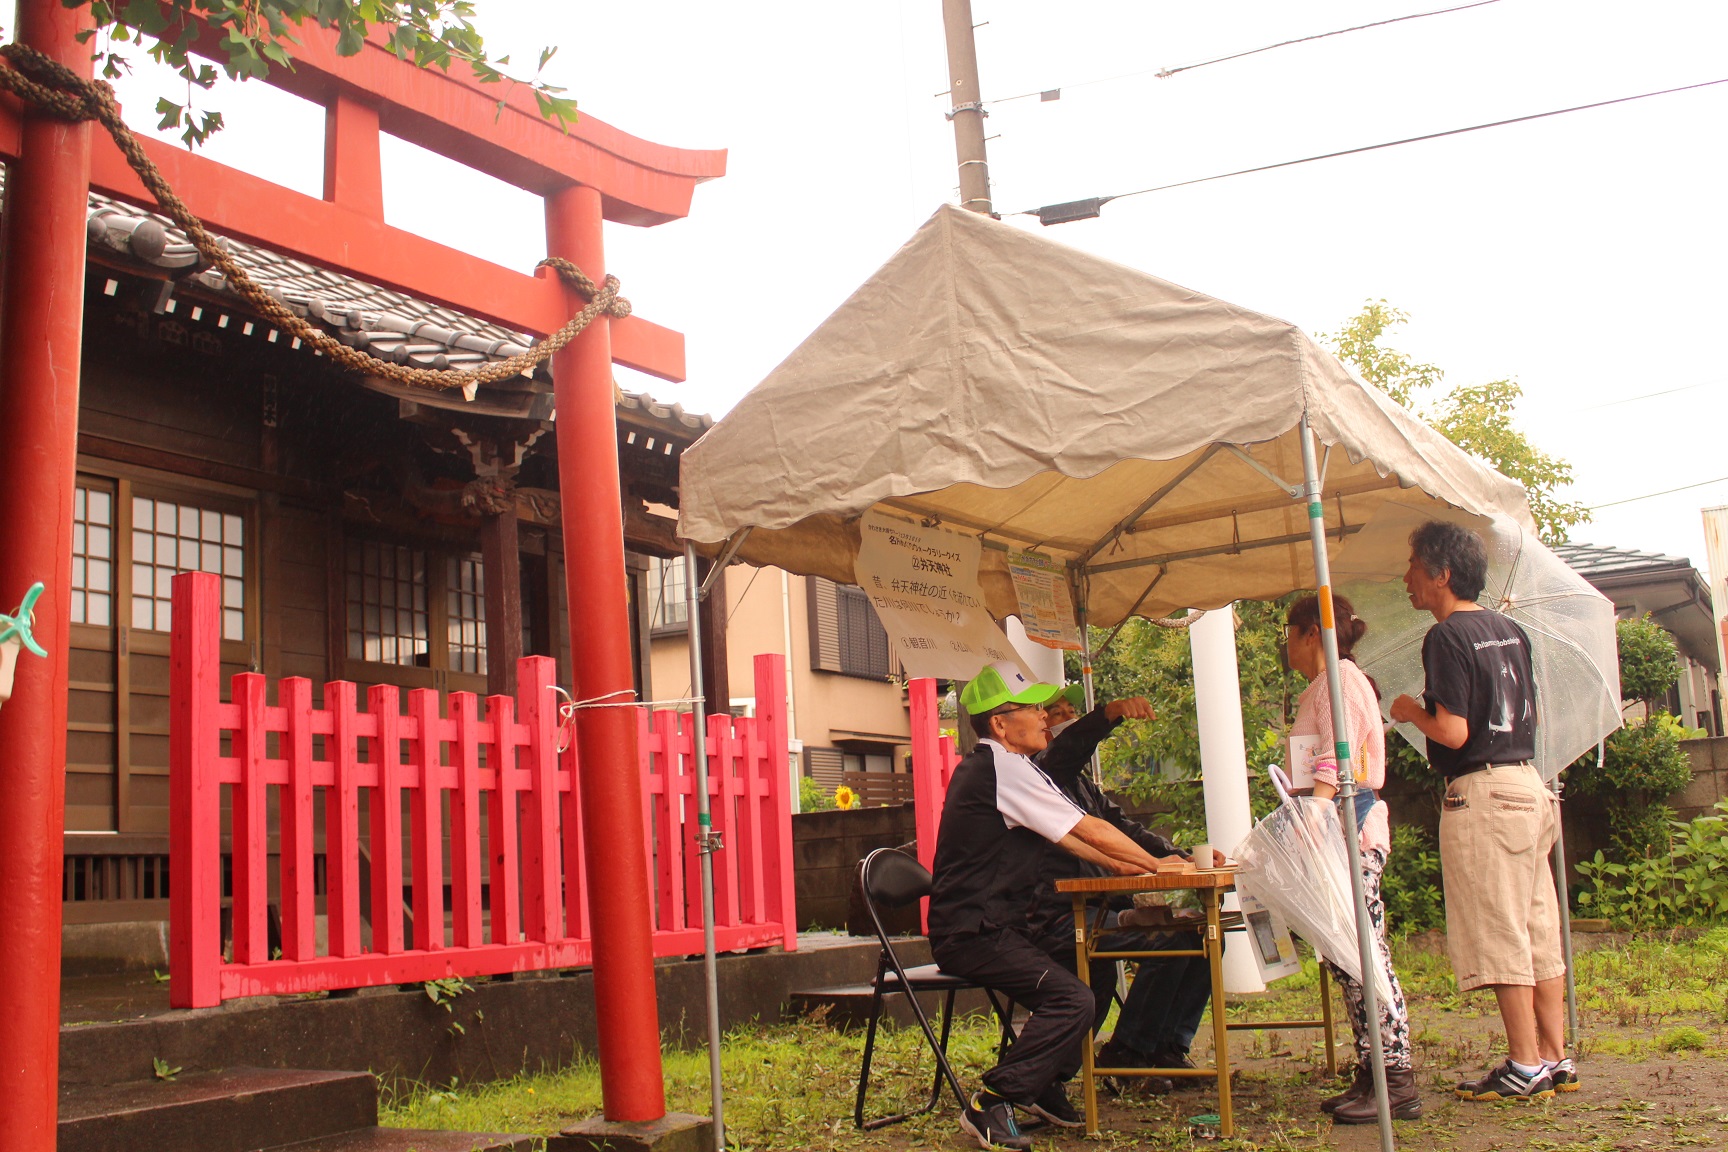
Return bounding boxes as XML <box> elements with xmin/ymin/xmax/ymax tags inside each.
<box><xmin>791</xmin><ymin>803</ymin><xmax>917</xmax><ymax>931</ymax></box>
<box><xmin>1677</xmin><ymin>736</ymin><xmax>1728</xmax><ymax>821</ymax></box>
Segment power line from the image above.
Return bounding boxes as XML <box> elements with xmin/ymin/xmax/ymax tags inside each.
<box><xmin>1589</xmin><ymin>475</ymin><xmax>1728</xmax><ymax>512</ymax></box>
<box><xmin>1017</xmin><ymin>76</ymin><xmax>1728</xmax><ymax>219</ymax></box>
<box><xmin>1157</xmin><ymin>0</ymin><xmax>1504</xmax><ymax>81</ymax></box>
<box><xmin>1576</xmin><ymin>379</ymin><xmax>1723</xmax><ymax>411</ymax></box>
<box><xmin>988</xmin><ymin>0</ymin><xmax>1503</xmax><ymax>105</ymax></box>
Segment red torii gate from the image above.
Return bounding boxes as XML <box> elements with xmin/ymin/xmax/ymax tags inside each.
<box><xmin>0</xmin><ymin>5</ymin><xmax>725</xmax><ymax>1148</ymax></box>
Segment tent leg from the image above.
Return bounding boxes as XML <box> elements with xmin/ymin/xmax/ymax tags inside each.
<box><xmin>1298</xmin><ymin>415</ymin><xmax>1396</xmax><ymax>1152</ymax></box>
<box><xmin>684</xmin><ymin>543</ymin><xmax>726</xmax><ymax>1152</ymax></box>
<box><xmin>1077</xmin><ymin>594</ymin><xmax>1102</xmax><ymax>787</ymax></box>
<box><xmin>1551</xmin><ymin>763</ymin><xmax>1583</xmax><ymax>1047</ymax></box>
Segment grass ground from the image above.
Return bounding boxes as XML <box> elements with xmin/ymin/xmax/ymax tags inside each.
<box><xmin>382</xmin><ymin>927</ymin><xmax>1728</xmax><ymax>1150</ymax></box>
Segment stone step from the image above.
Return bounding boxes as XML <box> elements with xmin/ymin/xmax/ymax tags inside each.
<box><xmin>58</xmin><ymin>1067</ymin><xmax>376</xmax><ymax>1152</ymax></box>
<box><xmin>266</xmin><ymin>1127</ymin><xmax>539</xmax><ymax>1151</ymax></box>
<box><xmin>787</xmin><ymin>982</ymin><xmax>995</xmax><ymax>1031</ymax></box>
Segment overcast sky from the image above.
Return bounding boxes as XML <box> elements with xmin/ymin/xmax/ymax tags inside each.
<box><xmin>107</xmin><ymin>1</ymin><xmax>1728</xmax><ymax>580</ymax></box>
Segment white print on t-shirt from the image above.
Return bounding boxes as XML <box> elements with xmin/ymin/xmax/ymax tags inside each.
<box><xmin>1472</xmin><ymin>636</ymin><xmax>1524</xmax><ymax>651</ymax></box>
<box><xmin>1489</xmin><ymin>662</ymin><xmax>1533</xmax><ymax>734</ymax></box>
<box><xmin>979</xmin><ymin>739</ymin><xmax>1085</xmax><ymax>844</ymax></box>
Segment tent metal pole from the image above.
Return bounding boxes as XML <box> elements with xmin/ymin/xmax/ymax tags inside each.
<box><xmin>1299</xmin><ymin>415</ymin><xmax>1396</xmax><ymax>1152</ymax></box>
<box><xmin>1076</xmin><ymin>588</ymin><xmax>1103</xmax><ymax>787</ymax></box>
<box><xmin>699</xmin><ymin>529</ymin><xmax>752</xmax><ymax>598</ymax></box>
<box><xmin>1551</xmin><ymin>752</ymin><xmax>1588</xmax><ymax>1046</ymax></box>
<box><xmin>683</xmin><ymin>542</ymin><xmax>726</xmax><ymax>1152</ymax></box>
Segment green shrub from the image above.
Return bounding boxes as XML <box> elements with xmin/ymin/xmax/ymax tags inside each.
<box><xmin>1381</xmin><ymin>823</ymin><xmax>1445</xmax><ymax>936</ymax></box>
<box><xmin>1568</xmin><ymin>712</ymin><xmax>1696</xmax><ymax>860</ymax></box>
<box><xmin>1615</xmin><ymin>614</ymin><xmax>1683</xmax><ymax>708</ymax></box>
<box><xmin>1657</xmin><ymin>1025</ymin><xmax>1710</xmax><ymax>1053</ymax></box>
<box><xmin>798</xmin><ymin>775</ymin><xmax>835</xmax><ymax>812</ymax></box>
<box><xmin>1576</xmin><ymin>800</ymin><xmax>1728</xmax><ymax>929</ymax></box>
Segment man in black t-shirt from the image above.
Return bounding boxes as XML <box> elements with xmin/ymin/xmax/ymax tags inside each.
<box><xmin>1389</xmin><ymin>521</ymin><xmax>1570</xmax><ymax>1102</ymax></box>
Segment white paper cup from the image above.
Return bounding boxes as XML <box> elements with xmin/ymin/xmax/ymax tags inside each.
<box><xmin>1191</xmin><ymin>842</ymin><xmax>1213</xmax><ymax>869</ymax></box>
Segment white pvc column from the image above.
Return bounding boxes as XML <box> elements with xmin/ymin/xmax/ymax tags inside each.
<box><xmin>1189</xmin><ymin>605</ymin><xmax>1264</xmax><ymax>994</ymax></box>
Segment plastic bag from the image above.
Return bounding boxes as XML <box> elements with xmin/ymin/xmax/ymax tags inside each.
<box><xmin>1233</xmin><ymin>788</ymin><xmax>1394</xmax><ymax>1007</ymax></box>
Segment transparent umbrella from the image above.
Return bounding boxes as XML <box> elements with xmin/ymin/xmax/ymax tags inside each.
<box><xmin>1331</xmin><ymin>501</ymin><xmax>1622</xmax><ymax>780</ymax></box>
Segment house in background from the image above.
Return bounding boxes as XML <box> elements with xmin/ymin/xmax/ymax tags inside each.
<box><xmin>646</xmin><ymin>557</ymin><xmax>912</xmax><ymax>807</ymax></box>
<box><xmin>1555</xmin><ymin>542</ymin><xmax>1721</xmax><ymax>732</ymax></box>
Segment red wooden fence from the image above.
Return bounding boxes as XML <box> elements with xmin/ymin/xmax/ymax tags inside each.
<box><xmin>907</xmin><ymin>677</ymin><xmax>959</xmax><ymax>912</ymax></box>
<box><xmin>169</xmin><ymin>572</ymin><xmax>795</xmax><ymax>1009</ymax></box>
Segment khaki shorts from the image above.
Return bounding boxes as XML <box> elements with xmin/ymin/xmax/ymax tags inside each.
<box><xmin>1438</xmin><ymin>763</ymin><xmax>1566</xmax><ymax>992</ymax></box>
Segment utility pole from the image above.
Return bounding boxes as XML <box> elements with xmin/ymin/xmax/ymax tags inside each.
<box><xmin>941</xmin><ymin>0</ymin><xmax>993</xmax><ymax>216</ymax></box>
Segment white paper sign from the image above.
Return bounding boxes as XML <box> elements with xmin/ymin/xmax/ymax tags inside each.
<box><xmin>1287</xmin><ymin>733</ymin><xmax>1322</xmax><ymax>791</ymax></box>
<box><xmin>1006</xmin><ymin>549</ymin><xmax>1082</xmax><ymax>651</ymax></box>
<box><xmin>855</xmin><ymin>509</ymin><xmax>1023</xmax><ymax>681</ymax></box>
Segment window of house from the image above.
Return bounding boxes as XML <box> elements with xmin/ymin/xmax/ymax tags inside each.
<box><xmin>131</xmin><ymin>496</ymin><xmax>246</xmax><ymax>641</ymax></box>
<box><xmin>646</xmin><ymin>555</ymin><xmax>688</xmax><ymax>632</ymax></box>
<box><xmin>447</xmin><ymin>553</ymin><xmax>487</xmax><ymax>674</ymax></box>
<box><xmin>345</xmin><ymin>541</ymin><xmax>429</xmax><ymax>666</ymax></box>
<box><xmin>70</xmin><ymin>486</ymin><xmax>115</xmax><ymax>628</ymax></box>
<box><xmin>807</xmin><ymin>576</ymin><xmax>892</xmax><ymax>679</ymax></box>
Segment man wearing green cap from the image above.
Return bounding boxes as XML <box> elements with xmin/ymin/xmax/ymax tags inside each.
<box><xmin>932</xmin><ymin>661</ymin><xmax>1169</xmax><ymax>1150</ymax></box>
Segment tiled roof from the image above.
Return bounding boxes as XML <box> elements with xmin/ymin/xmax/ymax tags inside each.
<box><xmin>1552</xmin><ymin>542</ymin><xmax>1696</xmax><ymax>581</ymax></box>
<box><xmin>82</xmin><ymin>192</ymin><xmax>713</xmax><ymax>439</ymax></box>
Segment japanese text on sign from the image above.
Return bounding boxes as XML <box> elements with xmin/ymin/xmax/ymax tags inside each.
<box><xmin>1007</xmin><ymin>549</ymin><xmax>1082</xmax><ymax>650</ymax></box>
<box><xmin>854</xmin><ymin>509</ymin><xmax>1023</xmax><ymax>681</ymax></box>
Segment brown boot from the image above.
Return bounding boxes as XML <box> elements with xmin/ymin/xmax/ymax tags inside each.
<box><xmin>1320</xmin><ymin>1065</ymin><xmax>1372</xmax><ymax>1114</ymax></box>
<box><xmin>1332</xmin><ymin>1068</ymin><xmax>1423</xmax><ymax>1124</ymax></box>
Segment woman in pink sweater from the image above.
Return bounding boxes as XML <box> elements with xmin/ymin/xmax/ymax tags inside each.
<box><xmin>1285</xmin><ymin>593</ymin><xmax>1418</xmax><ymax>1123</ymax></box>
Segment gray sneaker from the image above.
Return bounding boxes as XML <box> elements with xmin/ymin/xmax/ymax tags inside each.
<box><xmin>961</xmin><ymin>1092</ymin><xmax>1034</xmax><ymax>1151</ymax></box>
<box><xmin>1455</xmin><ymin>1059</ymin><xmax>1555</xmax><ymax>1101</ymax></box>
<box><xmin>1022</xmin><ymin>1082</ymin><xmax>1083</xmax><ymax>1128</ymax></box>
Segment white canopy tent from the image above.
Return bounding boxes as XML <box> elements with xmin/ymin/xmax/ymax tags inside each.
<box><xmin>678</xmin><ymin>204</ymin><xmax>1541</xmax><ymax>1147</ymax></box>
<box><xmin>680</xmin><ymin>204</ymin><xmax>1534</xmax><ymax>620</ymax></box>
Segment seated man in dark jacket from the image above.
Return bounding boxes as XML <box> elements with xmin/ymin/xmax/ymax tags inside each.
<box><xmin>1031</xmin><ymin>688</ymin><xmax>1216</xmax><ymax>1089</ymax></box>
<box><xmin>931</xmin><ymin>662</ymin><xmax>1169</xmax><ymax>1151</ymax></box>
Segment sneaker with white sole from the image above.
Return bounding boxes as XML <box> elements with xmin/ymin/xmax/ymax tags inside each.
<box><xmin>1021</xmin><ymin>1082</ymin><xmax>1084</xmax><ymax>1128</ymax></box>
<box><xmin>1547</xmin><ymin>1057</ymin><xmax>1579</xmax><ymax>1093</ymax></box>
<box><xmin>1455</xmin><ymin>1059</ymin><xmax>1556</xmax><ymax>1101</ymax></box>
<box><xmin>961</xmin><ymin>1092</ymin><xmax>1034</xmax><ymax>1151</ymax></box>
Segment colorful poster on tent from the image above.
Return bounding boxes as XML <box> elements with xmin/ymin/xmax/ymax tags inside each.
<box><xmin>855</xmin><ymin>509</ymin><xmax>1023</xmax><ymax>682</ymax></box>
<box><xmin>1007</xmin><ymin>549</ymin><xmax>1082</xmax><ymax>651</ymax></box>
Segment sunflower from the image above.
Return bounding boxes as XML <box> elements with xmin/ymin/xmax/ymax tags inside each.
<box><xmin>833</xmin><ymin>785</ymin><xmax>859</xmax><ymax>810</ymax></box>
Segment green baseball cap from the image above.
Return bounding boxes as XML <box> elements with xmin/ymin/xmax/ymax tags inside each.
<box><xmin>1059</xmin><ymin>683</ymin><xmax>1086</xmax><ymax>710</ymax></box>
<box><xmin>960</xmin><ymin>660</ymin><xmax>1060</xmax><ymax>715</ymax></box>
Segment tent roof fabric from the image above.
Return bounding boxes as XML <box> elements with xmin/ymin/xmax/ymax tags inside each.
<box><xmin>678</xmin><ymin>205</ymin><xmax>1533</xmax><ymax>625</ymax></box>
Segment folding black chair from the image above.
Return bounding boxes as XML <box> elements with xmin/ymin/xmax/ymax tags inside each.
<box><xmin>853</xmin><ymin>846</ymin><xmax>1015</xmax><ymax>1130</ymax></box>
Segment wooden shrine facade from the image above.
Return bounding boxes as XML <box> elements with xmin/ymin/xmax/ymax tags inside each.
<box><xmin>0</xmin><ymin>25</ymin><xmax>733</xmax><ymax>930</ymax></box>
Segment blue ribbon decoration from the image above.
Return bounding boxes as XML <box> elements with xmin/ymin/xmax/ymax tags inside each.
<box><xmin>0</xmin><ymin>582</ymin><xmax>48</xmax><ymax>658</ymax></box>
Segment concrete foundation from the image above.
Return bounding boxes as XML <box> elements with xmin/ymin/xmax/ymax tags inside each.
<box><xmin>551</xmin><ymin>1112</ymin><xmax>713</xmax><ymax>1152</ymax></box>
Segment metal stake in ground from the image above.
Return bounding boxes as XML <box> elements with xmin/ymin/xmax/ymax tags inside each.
<box><xmin>684</xmin><ymin>540</ymin><xmax>727</xmax><ymax>1152</ymax></box>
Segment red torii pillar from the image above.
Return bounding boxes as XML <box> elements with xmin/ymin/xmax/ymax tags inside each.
<box><xmin>546</xmin><ymin>185</ymin><xmax>668</xmax><ymax>1120</ymax></box>
<box><xmin>0</xmin><ymin>2</ymin><xmax>94</xmax><ymax>1149</ymax></box>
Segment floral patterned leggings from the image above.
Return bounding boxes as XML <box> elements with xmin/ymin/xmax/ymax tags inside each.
<box><xmin>1324</xmin><ymin>847</ymin><xmax>1413</xmax><ymax>1071</ymax></box>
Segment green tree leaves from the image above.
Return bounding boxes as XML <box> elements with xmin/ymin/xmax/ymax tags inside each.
<box><xmin>1614</xmin><ymin>614</ymin><xmax>1683</xmax><ymax>709</ymax></box>
<box><xmin>1323</xmin><ymin>300</ymin><xmax>1588</xmax><ymax>544</ymax></box>
<box><xmin>61</xmin><ymin>1</ymin><xmax>577</xmax><ymax>147</ymax></box>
